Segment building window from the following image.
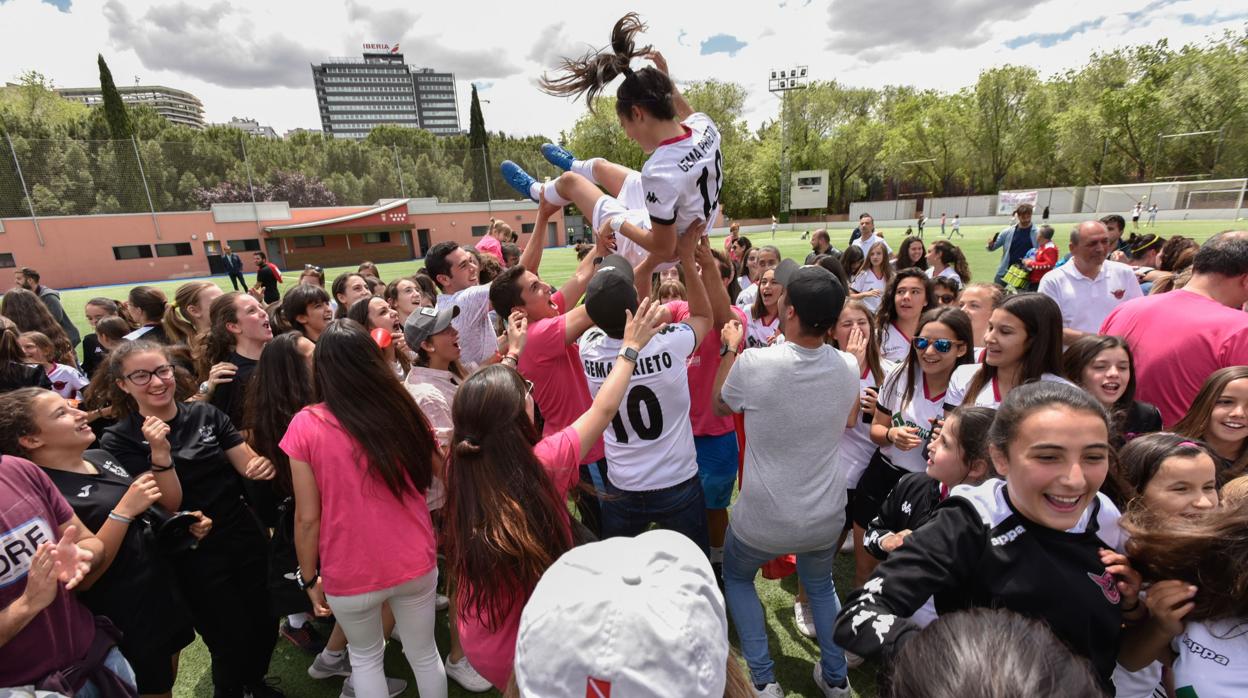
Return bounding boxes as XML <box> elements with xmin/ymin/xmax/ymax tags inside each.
<box><xmin>155</xmin><ymin>242</ymin><xmax>193</xmax><ymax>257</ymax></box>
<box><xmin>363</xmin><ymin>232</ymin><xmax>391</xmax><ymax>244</ymax></box>
<box><xmin>521</xmin><ymin>223</ymin><xmax>535</xmax><ymax>234</ymax></box>
<box><xmin>227</xmin><ymin>238</ymin><xmax>261</xmax><ymax>252</ymax></box>
<box><xmin>293</xmin><ymin>236</ymin><xmax>325</xmax><ymax>248</ymax></box>
<box><xmin>470</xmin><ymin>225</ymin><xmax>489</xmax><ymax>238</ymax></box>
<box><xmin>112</xmin><ymin>245</ymin><xmax>153</xmax><ymax>260</ymax></box>
<box><xmin>0</xmin><ymin>253</ymin><xmax>14</xmax><ymax>268</ymax></box>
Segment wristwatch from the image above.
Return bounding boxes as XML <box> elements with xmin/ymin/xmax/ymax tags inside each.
<box><xmin>719</xmin><ymin>343</ymin><xmax>738</xmax><ymax>357</ymax></box>
<box><xmin>296</xmin><ymin>568</ymin><xmax>320</xmax><ymax>591</ymax></box>
<box><xmin>617</xmin><ymin>346</ymin><xmax>640</xmax><ymax>363</ymax></box>
<box><xmin>198</xmin><ymin>381</ymin><xmax>211</xmax><ymax>395</ymax></box>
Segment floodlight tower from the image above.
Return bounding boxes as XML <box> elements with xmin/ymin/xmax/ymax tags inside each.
<box><xmin>769</xmin><ymin>66</ymin><xmax>808</xmax><ymax>217</ymax></box>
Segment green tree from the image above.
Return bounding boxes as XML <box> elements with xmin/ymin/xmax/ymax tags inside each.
<box><xmin>97</xmin><ymin>54</ymin><xmax>132</xmax><ymax>139</ymax></box>
<box><xmin>467</xmin><ymin>84</ymin><xmax>490</xmax><ymax>201</ymax></box>
<box><xmin>968</xmin><ymin>66</ymin><xmax>1050</xmax><ymax>191</ymax></box>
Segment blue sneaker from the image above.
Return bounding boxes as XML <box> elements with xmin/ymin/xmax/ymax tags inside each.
<box><xmin>500</xmin><ymin>160</ymin><xmax>538</xmax><ymax>202</ymax></box>
<box><xmin>541</xmin><ymin>143</ymin><xmax>576</xmax><ymax>172</ymax></box>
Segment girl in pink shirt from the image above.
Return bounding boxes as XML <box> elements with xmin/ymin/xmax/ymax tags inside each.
<box><xmin>444</xmin><ymin>298</ymin><xmax>669</xmax><ymax>691</ymax></box>
<box><xmin>281</xmin><ymin>320</ymin><xmax>447</xmax><ymax>698</ymax></box>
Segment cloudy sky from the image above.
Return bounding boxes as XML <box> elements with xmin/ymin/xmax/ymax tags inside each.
<box><xmin>1</xmin><ymin>0</ymin><xmax>1244</xmax><ymax>138</ymax></box>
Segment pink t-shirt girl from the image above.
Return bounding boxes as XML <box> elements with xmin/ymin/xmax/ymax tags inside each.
<box><xmin>456</xmin><ymin>426</ymin><xmax>580</xmax><ymax>689</ymax></box>
<box><xmin>280</xmin><ymin>404</ymin><xmax>437</xmax><ymax>596</ymax></box>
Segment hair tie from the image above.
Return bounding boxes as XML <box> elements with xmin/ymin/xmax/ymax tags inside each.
<box><xmin>170</xmin><ymin>301</ymin><xmax>179</xmax><ymax>310</ymax></box>
<box><xmin>621</xmin><ymin>65</ymin><xmax>634</xmax><ymax>77</ymax></box>
<box><xmin>1178</xmin><ymin>441</ymin><xmax>1199</xmax><ymax>448</ymax></box>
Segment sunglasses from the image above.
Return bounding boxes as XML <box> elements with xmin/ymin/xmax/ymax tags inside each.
<box><xmin>913</xmin><ymin>337</ymin><xmax>959</xmax><ymax>353</ymax></box>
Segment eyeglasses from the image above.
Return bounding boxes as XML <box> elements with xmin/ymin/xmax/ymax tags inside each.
<box><xmin>124</xmin><ymin>364</ymin><xmax>175</xmax><ymax>385</ymax></box>
<box><xmin>913</xmin><ymin>337</ymin><xmax>959</xmax><ymax>353</ymax></box>
<box><xmin>935</xmin><ymin>294</ymin><xmax>956</xmax><ymax>304</ymax></box>
<box><xmin>304</xmin><ymin>264</ymin><xmax>323</xmax><ymax>272</ymax></box>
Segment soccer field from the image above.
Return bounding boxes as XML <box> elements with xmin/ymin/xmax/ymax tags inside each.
<box><xmin>48</xmin><ymin>219</ymin><xmax>1232</xmax><ymax>698</ymax></box>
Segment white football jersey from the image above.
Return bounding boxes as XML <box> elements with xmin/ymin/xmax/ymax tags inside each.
<box><xmin>578</xmin><ymin>323</ymin><xmax>698</xmax><ymax>491</ymax></box>
<box><xmin>642</xmin><ymin>112</ymin><xmax>723</xmax><ymax>236</ymax></box>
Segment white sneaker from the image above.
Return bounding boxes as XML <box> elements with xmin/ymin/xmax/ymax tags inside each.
<box><xmin>436</xmin><ymin>593</ymin><xmax>450</xmax><ymax>611</ymax></box>
<box><xmin>340</xmin><ymin>676</ymin><xmax>407</xmax><ymax>698</ymax></box>
<box><xmin>308</xmin><ymin>650</ymin><xmax>351</xmax><ymax>679</ymax></box>
<box><xmin>753</xmin><ymin>683</ymin><xmax>784</xmax><ymax>697</ymax></box>
<box><xmin>445</xmin><ymin>654</ymin><xmax>493</xmax><ymax>692</ymax></box>
<box><xmin>844</xmin><ymin>650</ymin><xmax>864</xmax><ymax>669</ymax></box>
<box><xmin>813</xmin><ymin>664</ymin><xmax>853</xmax><ymax>697</ymax></box>
<box><xmin>794</xmin><ymin>601</ymin><xmax>816</xmax><ymax>638</ymax></box>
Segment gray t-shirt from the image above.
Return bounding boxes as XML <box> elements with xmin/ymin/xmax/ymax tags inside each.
<box><xmin>721</xmin><ymin>341</ymin><xmax>858</xmax><ymax>553</ymax></box>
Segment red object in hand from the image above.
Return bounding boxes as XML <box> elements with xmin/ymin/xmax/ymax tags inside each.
<box><xmin>370</xmin><ymin>327</ymin><xmax>392</xmax><ymax>349</ymax></box>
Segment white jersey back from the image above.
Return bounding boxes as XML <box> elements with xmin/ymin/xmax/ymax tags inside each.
<box><xmin>642</xmin><ymin>112</ymin><xmax>722</xmax><ymax>235</ymax></box>
<box><xmin>579</xmin><ymin>323</ymin><xmax>698</xmax><ymax>491</ymax></box>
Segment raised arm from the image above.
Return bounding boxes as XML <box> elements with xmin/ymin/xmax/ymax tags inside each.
<box><xmin>518</xmin><ymin>195</ymin><xmax>563</xmax><ymax>275</ymax></box>
<box><xmin>558</xmin><ymin>225</ymin><xmax>611</xmax><ymax>308</ymax></box>
<box><xmin>678</xmin><ymin>221</ymin><xmax>712</xmax><ymax>349</ymax></box>
<box><xmin>695</xmin><ymin>237</ymin><xmax>734</xmax><ymax>329</ymax></box>
<box><xmin>645</xmin><ymin>50</ymin><xmax>693</xmax><ymax>120</ymax></box>
<box><xmin>568</xmin><ymin>298</ymin><xmax>668</xmax><ymax>459</ymax></box>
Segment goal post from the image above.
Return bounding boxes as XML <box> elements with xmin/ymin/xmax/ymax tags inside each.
<box><xmin>1094</xmin><ymin>178</ymin><xmax>1247</xmax><ymax>219</ymax></box>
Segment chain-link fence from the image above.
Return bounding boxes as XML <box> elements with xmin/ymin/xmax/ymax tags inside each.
<box><xmin>0</xmin><ymin>134</ymin><xmax>565</xmax><ymax>219</ymax></box>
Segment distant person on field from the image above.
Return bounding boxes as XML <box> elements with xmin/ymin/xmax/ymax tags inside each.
<box><xmin>852</xmin><ymin>214</ymin><xmax>891</xmax><ymax>257</ymax></box>
<box><xmin>940</xmin><ymin>212</ymin><xmax>946</xmax><ymax>237</ymax></box>
<box><xmin>1100</xmin><ymin>230</ymin><xmax>1248</xmax><ymax>426</ymax></box>
<box><xmin>1147</xmin><ymin>203</ymin><xmax>1158</xmax><ymax>227</ymax></box>
<box><xmin>950</xmin><ymin>214</ymin><xmax>961</xmax><ymax>238</ymax></box>
<box><xmin>221</xmin><ymin>244</ymin><xmax>247</xmax><ymax>291</ymax></box>
<box><xmin>13</xmin><ymin>267</ymin><xmax>79</xmax><ymax>351</ymax></box>
<box><xmin>253</xmin><ymin>252</ymin><xmax>281</xmax><ymax>304</ymax></box>
<box><xmin>770</xmin><ymin>215</ymin><xmax>777</xmax><ymax>240</ymax></box>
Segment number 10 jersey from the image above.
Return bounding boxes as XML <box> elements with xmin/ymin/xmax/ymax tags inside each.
<box><xmin>578</xmin><ymin>323</ymin><xmax>699</xmax><ymax>491</ymax></box>
<box><xmin>642</xmin><ymin>112</ymin><xmax>723</xmax><ymax>235</ymax></box>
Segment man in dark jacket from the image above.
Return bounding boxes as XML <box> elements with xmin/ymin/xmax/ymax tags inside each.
<box><xmin>14</xmin><ymin>268</ymin><xmax>80</xmax><ymax>349</ymax></box>
<box><xmin>221</xmin><ymin>244</ymin><xmax>246</xmax><ymax>290</ymax></box>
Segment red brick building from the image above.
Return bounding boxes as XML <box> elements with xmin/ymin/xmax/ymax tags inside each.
<box><xmin>0</xmin><ymin>198</ymin><xmax>570</xmax><ymax>289</ymax></box>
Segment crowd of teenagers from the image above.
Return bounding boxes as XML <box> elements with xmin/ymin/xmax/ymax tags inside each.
<box><xmin>3</xmin><ymin>15</ymin><xmax>1248</xmax><ymax>698</ymax></box>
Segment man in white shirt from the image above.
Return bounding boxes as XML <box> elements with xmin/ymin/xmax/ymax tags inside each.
<box><xmin>851</xmin><ymin>214</ymin><xmax>891</xmax><ymax>257</ymax></box>
<box><xmin>424</xmin><ymin>241</ymin><xmax>495</xmax><ymax>366</ymax></box>
<box><xmin>579</xmin><ymin>229</ymin><xmax>713</xmax><ymax>552</ymax></box>
<box><xmin>1038</xmin><ymin>220</ymin><xmax>1142</xmax><ymax>345</ymax></box>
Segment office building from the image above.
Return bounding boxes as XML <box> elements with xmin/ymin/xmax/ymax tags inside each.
<box><xmin>311</xmin><ymin>44</ymin><xmax>460</xmax><ymax>139</ymax></box>
<box><xmin>55</xmin><ymin>84</ymin><xmax>205</xmax><ymax>129</ymax></box>
<box><xmin>217</xmin><ymin>116</ymin><xmax>279</xmax><ymax>139</ymax></box>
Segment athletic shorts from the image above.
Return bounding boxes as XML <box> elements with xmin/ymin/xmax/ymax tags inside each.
<box><xmin>843</xmin><ymin>489</ymin><xmax>856</xmax><ymax>532</ymax></box>
<box><xmin>127</xmin><ymin>625</ymin><xmax>195</xmax><ymax>694</ymax></box>
<box><xmin>850</xmin><ymin>449</ymin><xmax>910</xmax><ymax>529</ymax></box>
<box><xmin>694</xmin><ymin>432</ymin><xmax>739</xmax><ymax>509</ymax></box>
<box><xmin>590</xmin><ymin>171</ymin><xmax>677</xmax><ymax>271</ymax></box>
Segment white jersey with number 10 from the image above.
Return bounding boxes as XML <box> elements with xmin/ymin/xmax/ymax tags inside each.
<box><xmin>578</xmin><ymin>323</ymin><xmax>699</xmax><ymax>491</ymax></box>
<box><xmin>642</xmin><ymin>112</ymin><xmax>723</xmax><ymax>236</ymax></box>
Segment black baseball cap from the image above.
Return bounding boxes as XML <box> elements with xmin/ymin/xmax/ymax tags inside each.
<box><xmin>774</xmin><ymin>261</ymin><xmax>845</xmax><ymax>331</ymax></box>
<box><xmin>404</xmin><ymin>305</ymin><xmax>459</xmax><ymax>348</ymax></box>
<box><xmin>584</xmin><ymin>254</ymin><xmax>637</xmax><ymax>338</ymax></box>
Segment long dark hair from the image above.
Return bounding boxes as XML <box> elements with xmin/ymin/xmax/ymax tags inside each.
<box><xmin>1118</xmin><ymin>432</ymin><xmax>1224</xmax><ymax>503</ymax></box>
<box><xmin>445</xmin><ymin>365</ymin><xmax>573</xmax><ymax>631</ymax></box>
<box><xmin>1</xmin><ymin>288</ymin><xmax>74</xmax><ymax>365</ymax></box>
<box><xmin>282</xmin><ymin>283</ymin><xmax>331</xmax><ymax>337</ymax></box>
<box><xmin>0</xmin><ymin>318</ymin><xmax>32</xmax><ymax>386</ymax></box>
<box><xmin>313</xmin><ymin>320</ymin><xmax>434</xmax><ymax>499</ymax></box>
<box><xmin>127</xmin><ymin>285</ymin><xmax>168</xmax><ymax>326</ymax></box>
<box><xmin>1062</xmin><ymin>335</ymin><xmax>1138</xmax><ymax>441</ymax></box>
<box><xmin>894</xmin><ymin>236</ymin><xmax>928</xmax><ymax>272</ymax></box>
<box><xmin>874</xmin><ymin>268</ymin><xmax>933</xmax><ymax>345</ymax></box>
<box><xmin>711</xmin><ymin>248</ymin><xmax>741</xmax><ymax>305</ymax></box>
<box><xmin>1173</xmin><ymin>366</ymin><xmax>1248</xmax><ymax>475</ymax></box>
<box><xmin>962</xmin><ymin>293</ymin><xmax>1063</xmax><ymax>407</ymax></box>
<box><xmin>163</xmin><ymin>281</ymin><xmax>217</xmax><ymax>346</ymax></box>
<box><xmin>930</xmin><ymin>239</ymin><xmax>972</xmax><ymax>282</ymax></box>
<box><xmin>883</xmin><ymin>307</ymin><xmax>974</xmax><ymax>414</ymax></box>
<box><xmin>539</xmin><ymin>13</ymin><xmax>676</xmax><ymax>124</ymax></box>
<box><xmin>197</xmin><ymin>292</ymin><xmax>243</xmax><ymax>379</ymax></box>
<box><xmin>245</xmin><ymin>332</ymin><xmax>315</xmax><ymax>496</ymax></box>
<box><xmin>331</xmin><ymin>273</ymin><xmax>366</xmax><ymax>319</ymax></box>
<box><xmin>1123</xmin><ymin>499</ymin><xmax>1248</xmax><ymax>624</ymax></box>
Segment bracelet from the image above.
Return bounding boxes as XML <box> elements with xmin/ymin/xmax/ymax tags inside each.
<box><xmin>884</xmin><ymin>427</ymin><xmax>894</xmax><ymax>445</ymax></box>
<box><xmin>108</xmin><ymin>511</ymin><xmax>134</xmax><ymax>524</ymax></box>
<box><xmin>150</xmin><ymin>463</ymin><xmax>175</xmax><ymax>473</ymax></box>
<box><xmin>501</xmin><ymin>353</ymin><xmax>520</xmax><ymax>366</ymax></box>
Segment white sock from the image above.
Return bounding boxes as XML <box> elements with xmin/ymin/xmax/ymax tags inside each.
<box><xmin>530</xmin><ymin>180</ymin><xmax>570</xmax><ymax>206</ymax></box>
<box><xmin>710</xmin><ymin>546</ymin><xmax>724</xmax><ymax>564</ymax></box>
<box><xmin>571</xmin><ymin>158</ymin><xmax>601</xmax><ymax>185</ymax></box>
<box><xmin>287</xmin><ymin>613</ymin><xmax>309</xmax><ymax>629</ymax></box>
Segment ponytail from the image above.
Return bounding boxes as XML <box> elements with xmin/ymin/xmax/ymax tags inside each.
<box><xmin>539</xmin><ymin>13</ymin><xmax>675</xmax><ymax>121</ymax></box>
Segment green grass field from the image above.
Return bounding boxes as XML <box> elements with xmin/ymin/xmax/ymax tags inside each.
<box><xmin>48</xmin><ymin>219</ymin><xmax>1233</xmax><ymax>697</ymax></box>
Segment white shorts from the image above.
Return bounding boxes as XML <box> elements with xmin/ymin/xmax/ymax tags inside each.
<box><xmin>591</xmin><ymin>172</ymin><xmax>665</xmax><ymax>269</ymax></box>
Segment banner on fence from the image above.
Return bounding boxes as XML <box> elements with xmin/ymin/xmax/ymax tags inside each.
<box><xmin>997</xmin><ymin>190</ymin><xmax>1038</xmax><ymax>212</ymax></box>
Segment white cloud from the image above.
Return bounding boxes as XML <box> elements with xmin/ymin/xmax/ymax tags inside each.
<box><xmin>0</xmin><ymin>0</ymin><xmax>1241</xmax><ymax>140</ymax></box>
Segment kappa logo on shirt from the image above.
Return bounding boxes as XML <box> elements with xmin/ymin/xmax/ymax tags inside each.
<box><xmin>646</xmin><ymin>191</ymin><xmax>660</xmax><ymax>205</ymax></box>
<box><xmin>989</xmin><ymin>524</ymin><xmax>1026</xmax><ymax>546</ymax></box>
<box><xmin>1181</xmin><ymin>637</ymin><xmax>1230</xmax><ymax>666</ymax></box>
<box><xmin>198</xmin><ymin>425</ymin><xmax>218</xmax><ymax>445</ymax></box>
<box><xmin>1086</xmin><ymin>570</ymin><xmax>1121</xmax><ymax>604</ymax></box>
